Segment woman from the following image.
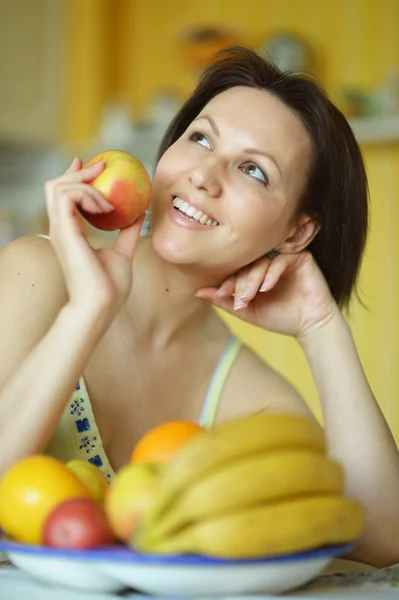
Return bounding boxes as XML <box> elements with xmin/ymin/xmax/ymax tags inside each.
<box><xmin>0</xmin><ymin>47</ymin><xmax>398</xmax><ymax>567</ymax></box>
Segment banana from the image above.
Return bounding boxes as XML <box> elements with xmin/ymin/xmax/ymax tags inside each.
<box><xmin>137</xmin><ymin>495</ymin><xmax>364</xmax><ymax>559</ymax></box>
<box><xmin>144</xmin><ymin>450</ymin><xmax>344</xmax><ymax>539</ymax></box>
<box><xmin>147</xmin><ymin>414</ymin><xmax>325</xmax><ymax>522</ymax></box>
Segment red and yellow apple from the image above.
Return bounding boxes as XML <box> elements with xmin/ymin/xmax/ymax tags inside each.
<box><xmin>79</xmin><ymin>149</ymin><xmax>152</xmax><ymax>231</ymax></box>
<box><xmin>43</xmin><ymin>497</ymin><xmax>116</xmax><ymax>549</ymax></box>
<box><xmin>104</xmin><ymin>463</ymin><xmax>161</xmax><ymax>542</ymax></box>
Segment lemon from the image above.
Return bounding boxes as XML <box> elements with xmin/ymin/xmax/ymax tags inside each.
<box><xmin>66</xmin><ymin>459</ymin><xmax>108</xmax><ymax>504</ymax></box>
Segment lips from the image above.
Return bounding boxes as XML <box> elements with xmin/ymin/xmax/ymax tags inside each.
<box><xmin>172</xmin><ymin>197</ymin><xmax>219</xmax><ymax>227</ymax></box>
<box><xmin>171</xmin><ymin>192</ymin><xmax>219</xmax><ymax>226</ymax></box>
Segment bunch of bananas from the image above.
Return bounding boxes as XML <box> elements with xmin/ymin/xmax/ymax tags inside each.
<box><xmin>134</xmin><ymin>413</ymin><xmax>364</xmax><ymax>559</ymax></box>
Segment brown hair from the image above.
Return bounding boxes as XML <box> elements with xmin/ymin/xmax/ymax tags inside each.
<box><xmin>157</xmin><ymin>46</ymin><xmax>368</xmax><ymax>308</ymax></box>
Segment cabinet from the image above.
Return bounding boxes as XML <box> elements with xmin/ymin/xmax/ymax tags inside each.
<box><xmin>0</xmin><ymin>0</ymin><xmax>65</xmax><ymax>145</ymax></box>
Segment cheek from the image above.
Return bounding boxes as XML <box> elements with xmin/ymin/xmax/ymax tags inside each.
<box><xmin>227</xmin><ymin>191</ymin><xmax>292</xmax><ymax>258</ymax></box>
<box><xmin>154</xmin><ymin>144</ymin><xmax>192</xmax><ymax>187</ymax></box>
<box><xmin>153</xmin><ymin>154</ymin><xmax>174</xmax><ymax>190</ymax></box>
<box><xmin>230</xmin><ymin>187</ymin><xmax>285</xmax><ymax>236</ymax></box>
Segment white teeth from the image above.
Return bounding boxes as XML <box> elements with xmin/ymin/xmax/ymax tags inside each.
<box><xmin>172</xmin><ymin>196</ymin><xmax>219</xmax><ymax>226</ymax></box>
<box><xmin>186</xmin><ymin>206</ymin><xmax>197</xmax><ymax>217</ymax></box>
<box><xmin>180</xmin><ymin>201</ymin><xmax>190</xmax><ymax>212</ymax></box>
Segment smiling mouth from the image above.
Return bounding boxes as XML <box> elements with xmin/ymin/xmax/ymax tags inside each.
<box><xmin>172</xmin><ymin>197</ymin><xmax>219</xmax><ymax>226</ymax></box>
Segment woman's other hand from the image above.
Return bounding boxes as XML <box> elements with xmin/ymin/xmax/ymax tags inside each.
<box><xmin>195</xmin><ymin>251</ymin><xmax>339</xmax><ymax>339</ymax></box>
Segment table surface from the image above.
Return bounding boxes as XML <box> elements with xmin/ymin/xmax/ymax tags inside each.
<box><xmin>2</xmin><ymin>558</ymin><xmax>399</xmax><ymax>599</ymax></box>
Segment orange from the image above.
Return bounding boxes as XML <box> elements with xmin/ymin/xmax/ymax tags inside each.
<box><xmin>0</xmin><ymin>454</ymin><xmax>91</xmax><ymax>544</ymax></box>
<box><xmin>131</xmin><ymin>421</ymin><xmax>202</xmax><ymax>465</ymax></box>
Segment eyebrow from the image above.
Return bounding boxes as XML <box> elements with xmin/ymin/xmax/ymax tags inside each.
<box><xmin>193</xmin><ymin>114</ymin><xmax>220</xmax><ymax>136</ymax></box>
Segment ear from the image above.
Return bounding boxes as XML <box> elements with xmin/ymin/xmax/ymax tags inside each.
<box><xmin>277</xmin><ymin>213</ymin><xmax>320</xmax><ymax>254</ymax></box>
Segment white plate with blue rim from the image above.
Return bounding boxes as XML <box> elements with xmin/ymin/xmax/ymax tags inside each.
<box><xmin>0</xmin><ymin>535</ymin><xmax>352</xmax><ymax>596</ymax></box>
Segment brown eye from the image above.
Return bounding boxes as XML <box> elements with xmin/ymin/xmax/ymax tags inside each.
<box><xmin>189</xmin><ymin>131</ymin><xmax>211</xmax><ymax>149</ymax></box>
<box><xmin>241</xmin><ymin>162</ymin><xmax>268</xmax><ymax>185</ymax></box>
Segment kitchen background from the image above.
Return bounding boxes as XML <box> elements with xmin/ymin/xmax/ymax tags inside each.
<box><xmin>1</xmin><ymin>0</ymin><xmax>399</xmax><ymax>439</ymax></box>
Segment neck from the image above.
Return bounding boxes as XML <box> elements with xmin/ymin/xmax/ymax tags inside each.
<box><xmin>129</xmin><ymin>237</ymin><xmax>226</xmax><ymax>348</ymax></box>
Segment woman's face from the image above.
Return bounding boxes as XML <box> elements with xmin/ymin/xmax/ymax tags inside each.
<box><xmin>151</xmin><ymin>86</ymin><xmax>313</xmax><ymax>276</ymax></box>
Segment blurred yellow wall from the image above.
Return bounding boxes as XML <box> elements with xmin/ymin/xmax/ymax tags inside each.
<box><xmin>65</xmin><ymin>0</ymin><xmax>399</xmax><ymax>440</ymax></box>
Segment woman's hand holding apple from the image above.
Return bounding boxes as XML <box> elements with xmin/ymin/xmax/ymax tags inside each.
<box><xmin>44</xmin><ymin>157</ymin><xmax>146</xmax><ymax>329</ymax></box>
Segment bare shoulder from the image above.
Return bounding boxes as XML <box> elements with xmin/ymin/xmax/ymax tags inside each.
<box><xmin>0</xmin><ymin>235</ymin><xmax>68</xmax><ymax>386</ymax></box>
<box><xmin>217</xmin><ymin>343</ymin><xmax>316</xmax><ymax>422</ymax></box>
<box><xmin>0</xmin><ymin>235</ymin><xmax>66</xmax><ymax>301</ymax></box>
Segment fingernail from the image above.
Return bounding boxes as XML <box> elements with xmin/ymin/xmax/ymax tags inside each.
<box><xmin>234</xmin><ymin>299</ymin><xmax>246</xmax><ymax>311</ymax></box>
<box><xmin>241</xmin><ymin>286</ymin><xmax>252</xmax><ymax>299</ymax></box>
<box><xmin>216</xmin><ymin>288</ymin><xmax>228</xmax><ymax>297</ymax></box>
<box><xmin>260</xmin><ymin>279</ymin><xmax>270</xmax><ymax>292</ymax></box>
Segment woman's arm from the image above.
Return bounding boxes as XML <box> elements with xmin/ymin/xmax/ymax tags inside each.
<box><xmin>0</xmin><ymin>158</ymin><xmax>144</xmax><ymax>477</ymax></box>
<box><xmin>299</xmin><ymin>311</ymin><xmax>399</xmax><ymax>567</ymax></box>
<box><xmin>197</xmin><ymin>251</ymin><xmax>399</xmax><ymax>568</ymax></box>
<box><xmin>0</xmin><ymin>237</ymin><xmax>111</xmax><ymax>475</ymax></box>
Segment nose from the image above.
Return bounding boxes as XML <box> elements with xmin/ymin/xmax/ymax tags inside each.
<box><xmin>189</xmin><ymin>158</ymin><xmax>222</xmax><ymax>198</ymax></box>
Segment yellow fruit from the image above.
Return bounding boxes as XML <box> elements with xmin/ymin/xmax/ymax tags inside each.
<box><xmin>147</xmin><ymin>414</ymin><xmax>325</xmax><ymax>522</ymax></box>
<box><xmin>105</xmin><ymin>462</ymin><xmax>161</xmax><ymax>542</ymax></box>
<box><xmin>0</xmin><ymin>455</ymin><xmax>91</xmax><ymax>544</ymax></box>
<box><xmin>66</xmin><ymin>460</ymin><xmax>108</xmax><ymax>504</ymax></box>
<box><xmin>137</xmin><ymin>496</ymin><xmax>364</xmax><ymax>558</ymax></box>
<box><xmin>145</xmin><ymin>450</ymin><xmax>344</xmax><ymax>538</ymax></box>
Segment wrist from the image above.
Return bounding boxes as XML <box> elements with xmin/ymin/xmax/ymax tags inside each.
<box><xmin>296</xmin><ymin>308</ymin><xmax>348</xmax><ymax>353</ymax></box>
<box><xmin>59</xmin><ymin>299</ymin><xmax>113</xmax><ymax>344</ymax></box>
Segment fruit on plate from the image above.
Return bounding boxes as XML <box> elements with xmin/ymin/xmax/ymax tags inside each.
<box><xmin>143</xmin><ymin>449</ymin><xmax>345</xmax><ymax>539</ymax></box>
<box><xmin>105</xmin><ymin>462</ymin><xmax>162</xmax><ymax>542</ymax></box>
<box><xmin>138</xmin><ymin>495</ymin><xmax>364</xmax><ymax>559</ymax></box>
<box><xmin>0</xmin><ymin>455</ymin><xmax>91</xmax><ymax>544</ymax></box>
<box><xmin>43</xmin><ymin>497</ymin><xmax>115</xmax><ymax>549</ymax></box>
<box><xmin>79</xmin><ymin>149</ymin><xmax>152</xmax><ymax>231</ymax></box>
<box><xmin>144</xmin><ymin>414</ymin><xmax>326</xmax><ymax>522</ymax></box>
<box><xmin>131</xmin><ymin>420</ymin><xmax>202</xmax><ymax>465</ymax></box>
<box><xmin>134</xmin><ymin>414</ymin><xmax>364</xmax><ymax>558</ymax></box>
<box><xmin>66</xmin><ymin>459</ymin><xmax>108</xmax><ymax>504</ymax></box>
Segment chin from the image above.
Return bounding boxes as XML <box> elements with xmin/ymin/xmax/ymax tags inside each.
<box><xmin>151</xmin><ymin>226</ymin><xmax>198</xmax><ymax>266</ymax></box>
<box><xmin>150</xmin><ymin>208</ymin><xmax>202</xmax><ymax>266</ymax></box>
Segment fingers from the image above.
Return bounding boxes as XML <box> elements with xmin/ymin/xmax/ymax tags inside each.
<box><xmin>259</xmin><ymin>253</ymin><xmax>298</xmax><ymax>291</ymax></box>
<box><xmin>62</xmin><ymin>160</ymin><xmax>105</xmax><ymax>184</ymax></box>
<box><xmin>46</xmin><ymin>182</ymin><xmax>114</xmax><ymax>218</ymax></box>
<box><xmin>197</xmin><ymin>253</ymin><xmax>290</xmax><ymax>312</ymax></box>
<box><xmin>233</xmin><ymin>257</ymin><xmax>272</xmax><ymax>311</ymax></box>
<box><xmin>46</xmin><ymin>161</ymin><xmax>105</xmax><ymax>195</ymax></box>
<box><xmin>195</xmin><ymin>287</ymin><xmax>236</xmax><ymax>314</ymax></box>
<box><xmin>195</xmin><ymin>274</ymin><xmax>236</xmax><ymax>305</ymax></box>
<box><xmin>214</xmin><ymin>276</ymin><xmax>236</xmax><ymax>299</ymax></box>
<box><xmin>64</xmin><ymin>157</ymin><xmax>82</xmax><ymax>174</ymax></box>
<box><xmin>114</xmin><ymin>214</ymin><xmax>146</xmax><ymax>259</ymax></box>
